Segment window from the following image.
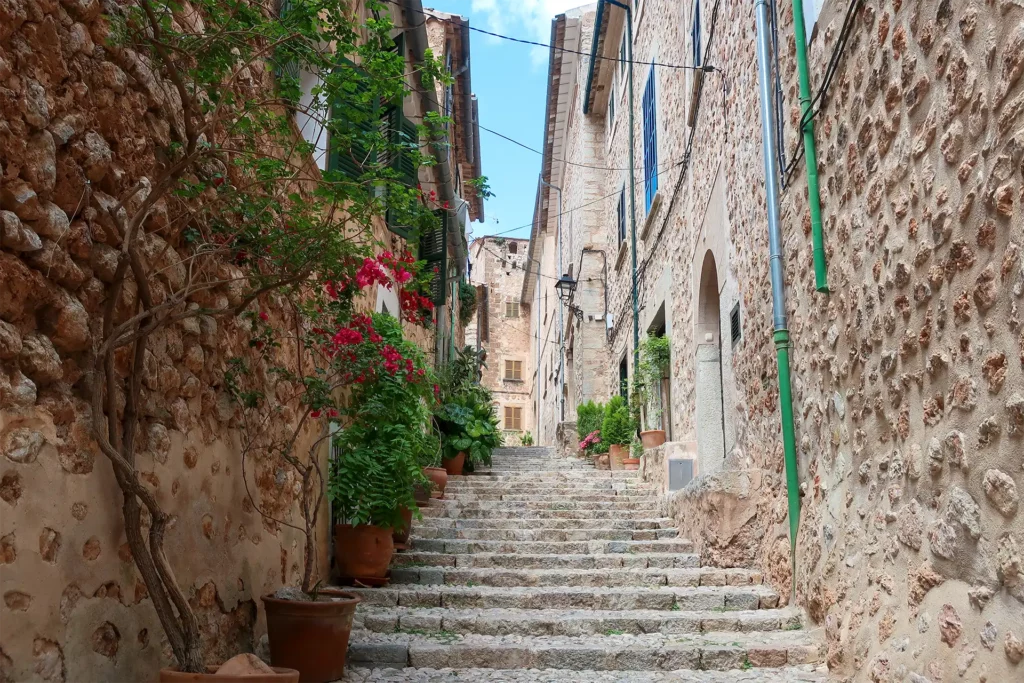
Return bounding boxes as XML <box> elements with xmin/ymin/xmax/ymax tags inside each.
<box><xmin>504</xmin><ymin>406</ymin><xmax>523</xmax><ymax>431</ymax></box>
<box><xmin>509</xmin><ymin>242</ymin><xmax>518</xmax><ymax>254</ymax></box>
<box><xmin>731</xmin><ymin>302</ymin><xmax>742</xmax><ymax>344</ymax></box>
<box><xmin>504</xmin><ymin>360</ymin><xmax>523</xmax><ymax>381</ymax></box>
<box><xmin>619</xmin><ymin>29</ymin><xmax>627</xmax><ymax>76</ymax></box>
<box><xmin>691</xmin><ymin>1</ymin><xmax>702</xmax><ymax>67</ymax></box>
<box><xmin>642</xmin><ymin>65</ymin><xmax>659</xmax><ymax>212</ymax></box>
<box><xmin>608</xmin><ymin>73</ymin><xmax>616</xmax><ymax>131</ymax></box>
<box><xmin>505</xmin><ymin>299</ymin><xmax>520</xmax><ymax>318</ymax></box>
<box><xmin>619</xmin><ymin>356</ymin><xmax>629</xmax><ymax>399</ymax></box>
<box><xmin>617</xmin><ymin>187</ymin><xmax>627</xmax><ymax>244</ymax></box>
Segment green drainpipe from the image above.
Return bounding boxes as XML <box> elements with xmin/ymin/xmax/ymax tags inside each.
<box><xmin>755</xmin><ymin>0</ymin><xmax>802</xmax><ymax>589</ymax></box>
<box><xmin>790</xmin><ymin>0</ymin><xmax>828</xmax><ymax>293</ymax></box>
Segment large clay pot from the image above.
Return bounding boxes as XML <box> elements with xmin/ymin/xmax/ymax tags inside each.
<box><xmin>392</xmin><ymin>506</ymin><xmax>414</xmax><ymax>546</ymax></box>
<box><xmin>609</xmin><ymin>444</ymin><xmax>627</xmax><ymax>470</ymax></box>
<box><xmin>262</xmin><ymin>589</ymin><xmax>360</xmax><ymax>683</ymax></box>
<box><xmin>442</xmin><ymin>451</ymin><xmax>466</xmax><ymax>476</ymax></box>
<box><xmin>334</xmin><ymin>524</ymin><xmax>394</xmax><ymax>579</ymax></box>
<box><xmin>594</xmin><ymin>453</ymin><xmax>610</xmax><ymax>470</ymax></box>
<box><xmin>622</xmin><ymin>457</ymin><xmax>641</xmax><ymax>471</ymax></box>
<box><xmin>159</xmin><ymin>666</ymin><xmax>299</xmax><ymax>682</ymax></box>
<box><xmin>423</xmin><ymin>466</ymin><xmax>448</xmax><ymax>498</ymax></box>
<box><xmin>640</xmin><ymin>430</ymin><xmax>666</xmax><ymax>449</ymax></box>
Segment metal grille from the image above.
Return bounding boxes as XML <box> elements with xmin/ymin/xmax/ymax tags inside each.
<box><xmin>731</xmin><ymin>302</ymin><xmax>742</xmax><ymax>344</ymax></box>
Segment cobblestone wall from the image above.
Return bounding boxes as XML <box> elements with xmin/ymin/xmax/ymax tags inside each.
<box><xmin>550</xmin><ymin>0</ymin><xmax>1024</xmax><ymax>680</ymax></box>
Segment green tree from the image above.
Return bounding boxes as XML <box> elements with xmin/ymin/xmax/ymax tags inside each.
<box><xmin>601</xmin><ymin>395</ymin><xmax>636</xmax><ymax>447</ymax></box>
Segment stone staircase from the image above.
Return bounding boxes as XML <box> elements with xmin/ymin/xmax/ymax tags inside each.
<box><xmin>343</xmin><ymin>447</ymin><xmax>826</xmax><ymax>682</ymax></box>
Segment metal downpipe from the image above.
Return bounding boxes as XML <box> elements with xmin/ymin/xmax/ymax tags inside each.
<box><xmin>789</xmin><ymin>0</ymin><xmax>828</xmax><ymax>292</ymax></box>
<box><xmin>754</xmin><ymin>0</ymin><xmax>802</xmax><ymax>589</ymax></box>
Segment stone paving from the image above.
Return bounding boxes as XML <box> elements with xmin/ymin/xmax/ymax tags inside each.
<box><xmin>342</xmin><ymin>447</ymin><xmax>827</xmax><ymax>681</ymax></box>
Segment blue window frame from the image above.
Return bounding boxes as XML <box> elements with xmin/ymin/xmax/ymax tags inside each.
<box><xmin>617</xmin><ymin>187</ymin><xmax>626</xmax><ymax>244</ymax></box>
<box><xmin>692</xmin><ymin>1</ymin><xmax>702</xmax><ymax>66</ymax></box>
<box><xmin>642</xmin><ymin>66</ymin><xmax>659</xmax><ymax>212</ymax></box>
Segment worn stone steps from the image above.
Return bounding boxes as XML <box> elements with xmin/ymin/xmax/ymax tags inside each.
<box><xmin>392</xmin><ymin>551</ymin><xmax>702</xmax><ymax>570</ymax></box>
<box><xmin>347</xmin><ymin>630</ymin><xmax>823</xmax><ymax>672</ymax></box>
<box><xmin>440</xmin><ymin>493</ymin><xmax>656</xmax><ymax>503</ymax></box>
<box><xmin>419</xmin><ymin>507</ymin><xmax>661</xmax><ymax>520</ymax></box>
<box><xmin>423</xmin><ymin>500</ymin><xmax>661</xmax><ymax>512</ymax></box>
<box><xmin>389</xmin><ymin>566</ymin><xmax>763</xmax><ymax>589</ymax></box>
<box><xmin>346</xmin><ymin>666</ymin><xmax>829</xmax><ymax>682</ymax></box>
<box><xmin>449</xmin><ymin>471</ymin><xmax>637</xmax><ymax>480</ymax></box>
<box><xmin>348</xmin><ymin>585</ymin><xmax>780</xmax><ymax>611</ymax></box>
<box><xmin>355</xmin><ymin>606</ymin><xmax>803</xmax><ymax>637</ymax></box>
<box><xmin>411</xmin><ymin>526</ymin><xmax>678</xmax><ymax>542</ymax></box>
<box><xmin>413</xmin><ymin>517</ymin><xmax>674</xmax><ymax>530</ymax></box>
<box><xmin>408</xmin><ymin>538</ymin><xmax>693</xmax><ymax>555</ymax></box>
<box><xmin>444</xmin><ymin>480</ymin><xmax>650</xmax><ymax>491</ymax></box>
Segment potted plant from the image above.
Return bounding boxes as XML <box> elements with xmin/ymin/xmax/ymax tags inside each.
<box><xmin>623</xmin><ymin>435</ymin><xmax>642</xmax><ymax>470</ymax></box>
<box><xmin>576</xmin><ymin>400</ymin><xmax>608</xmax><ymax>461</ymax></box>
<box><xmin>69</xmin><ymin>1</ymin><xmax>449</xmax><ymax>679</ymax></box>
<box><xmin>521</xmin><ymin>431</ymin><xmax>534</xmax><ymax>447</ymax></box>
<box><xmin>420</xmin><ymin>438</ymin><xmax>448</xmax><ymax>500</ymax></box>
<box><xmin>601</xmin><ymin>396</ymin><xmax>635</xmax><ymax>470</ymax></box>
<box><xmin>434</xmin><ymin>347</ymin><xmax>503</xmax><ymax>475</ymax></box>
<box><xmin>638</xmin><ymin>334</ymin><xmax>671</xmax><ymax>448</ymax></box>
<box><xmin>329</xmin><ymin>314</ymin><xmax>437</xmax><ymax>580</ymax></box>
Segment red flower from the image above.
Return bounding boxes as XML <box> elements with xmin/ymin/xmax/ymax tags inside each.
<box><xmin>258</xmin><ymin>311</ymin><xmax>269</xmax><ymax>322</ymax></box>
<box><xmin>310</xmin><ymin>409</ymin><xmax>322</xmax><ymax>419</ymax></box>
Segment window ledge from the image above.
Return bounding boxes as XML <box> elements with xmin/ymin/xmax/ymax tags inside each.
<box><xmin>503</xmin><ymin>378</ymin><xmax>524</xmax><ymax>383</ymax></box>
<box><xmin>615</xmin><ymin>240</ymin><xmax>629</xmax><ymax>272</ymax></box>
<box><xmin>641</xmin><ymin>191</ymin><xmax>663</xmax><ymax>241</ymax></box>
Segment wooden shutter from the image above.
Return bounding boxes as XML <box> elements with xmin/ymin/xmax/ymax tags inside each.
<box><xmin>419</xmin><ymin>211</ymin><xmax>449</xmax><ymax>306</ymax></box>
<box><xmin>274</xmin><ymin>0</ymin><xmax>301</xmax><ymax>98</ymax></box>
<box><xmin>328</xmin><ymin>65</ymin><xmax>377</xmax><ymax>180</ymax></box>
<box><xmin>478</xmin><ymin>285</ymin><xmax>488</xmax><ymax>341</ymax></box>
<box><xmin>382</xmin><ymin>107</ymin><xmax>421</xmax><ymax>239</ymax></box>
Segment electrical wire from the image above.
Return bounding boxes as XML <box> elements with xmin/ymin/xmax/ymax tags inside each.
<box><xmin>473</xmin><ymin>243</ymin><xmax>599</xmax><ymax>284</ymax></box>
<box><xmin>387</xmin><ymin>0</ymin><xmax>714</xmax><ymax>72</ymax></box>
<box><xmin>781</xmin><ymin>0</ymin><xmax>864</xmax><ymax>187</ymax></box>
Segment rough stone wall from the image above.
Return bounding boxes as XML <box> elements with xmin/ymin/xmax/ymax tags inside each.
<box><xmin>554</xmin><ymin>0</ymin><xmax>1024</xmax><ymax>680</ymax></box>
<box><xmin>0</xmin><ymin>2</ymin><xmax>442</xmax><ymax>680</ymax></box>
<box><xmin>468</xmin><ymin>238</ymin><xmax>533</xmax><ymax>443</ymax></box>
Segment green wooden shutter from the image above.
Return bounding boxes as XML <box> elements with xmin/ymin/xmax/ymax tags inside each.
<box><xmin>328</xmin><ymin>69</ymin><xmax>377</xmax><ymax>180</ymax></box>
<box><xmin>274</xmin><ymin>0</ymin><xmax>301</xmax><ymax>96</ymax></box>
<box><xmin>419</xmin><ymin>211</ymin><xmax>449</xmax><ymax>306</ymax></box>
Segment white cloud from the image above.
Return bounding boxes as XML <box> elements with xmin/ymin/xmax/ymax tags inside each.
<box><xmin>469</xmin><ymin>0</ymin><xmax>591</xmax><ymax>66</ymax></box>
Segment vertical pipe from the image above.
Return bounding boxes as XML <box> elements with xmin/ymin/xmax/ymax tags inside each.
<box><xmin>542</xmin><ymin>179</ymin><xmax>566</xmax><ymax>422</ymax></box>
<box><xmin>789</xmin><ymin>0</ymin><xmax>828</xmax><ymax>292</ymax></box>
<box><xmin>754</xmin><ymin>0</ymin><xmax>801</xmax><ymax>585</ymax></box>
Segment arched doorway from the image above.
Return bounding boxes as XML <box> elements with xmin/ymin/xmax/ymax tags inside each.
<box><xmin>695</xmin><ymin>250</ymin><xmax>726</xmax><ymax>474</ymax></box>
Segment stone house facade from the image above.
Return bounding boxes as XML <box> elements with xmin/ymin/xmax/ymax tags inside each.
<box><xmin>467</xmin><ymin>236</ymin><xmax>534</xmax><ymax>444</ymax></box>
<box><xmin>531</xmin><ymin>0</ymin><xmax>1024</xmax><ymax>680</ymax></box>
<box><xmin>0</xmin><ymin>1</ymin><xmax>480</xmax><ymax>680</ymax></box>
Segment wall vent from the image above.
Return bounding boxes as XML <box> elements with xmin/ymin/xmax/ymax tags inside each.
<box><xmin>730</xmin><ymin>302</ymin><xmax>741</xmax><ymax>344</ymax></box>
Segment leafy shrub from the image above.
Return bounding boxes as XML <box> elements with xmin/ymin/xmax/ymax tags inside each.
<box><xmin>458</xmin><ymin>281</ymin><xmax>477</xmax><ymax>327</ymax></box>
<box><xmin>434</xmin><ymin>346</ymin><xmax>503</xmax><ymax>468</ymax></box>
<box><xmin>576</xmin><ymin>400</ymin><xmax>607</xmax><ymax>452</ymax></box>
<box><xmin>521</xmin><ymin>431</ymin><xmax>534</xmax><ymax>446</ymax></box>
<box><xmin>328</xmin><ymin>314</ymin><xmax>437</xmax><ymax>529</ymax></box>
<box><xmin>601</xmin><ymin>395</ymin><xmax>636</xmax><ymax>447</ymax></box>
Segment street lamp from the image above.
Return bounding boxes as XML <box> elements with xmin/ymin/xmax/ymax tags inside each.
<box><xmin>554</xmin><ymin>274</ymin><xmax>584</xmax><ymax>321</ymax></box>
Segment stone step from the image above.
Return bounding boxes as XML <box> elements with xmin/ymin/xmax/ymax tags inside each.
<box><xmin>346</xmin><ymin>585</ymin><xmax>780</xmax><ymax>611</ymax></box>
<box><xmin>356</xmin><ymin>606</ymin><xmax>803</xmax><ymax>637</ymax></box>
<box><xmin>441</xmin><ymin>493</ymin><xmax>657</xmax><ymax>503</ymax></box>
<box><xmin>411</xmin><ymin>526</ymin><xmax>678</xmax><ymax>542</ymax></box>
<box><xmin>347</xmin><ymin>629</ymin><xmax>823</xmax><ymax>671</ymax></box>
<box><xmin>392</xmin><ymin>552</ymin><xmax>702</xmax><ymax>570</ymax></box>
<box><xmin>424</xmin><ymin>500</ymin><xmax>660</xmax><ymax>512</ymax></box>
<box><xmin>346</xmin><ymin>665</ymin><xmax>829</xmax><ymax>682</ymax></box>
<box><xmin>408</xmin><ymin>538</ymin><xmax>693</xmax><ymax>555</ymax></box>
<box><xmin>389</xmin><ymin>566</ymin><xmax>763</xmax><ymax>588</ymax></box>
<box><xmin>449</xmin><ymin>471</ymin><xmax>638</xmax><ymax>480</ymax></box>
<box><xmin>413</xmin><ymin>517</ymin><xmax>674</xmax><ymax>530</ymax></box>
<box><xmin>419</xmin><ymin>507</ymin><xmax>663</xmax><ymax>520</ymax></box>
<box><xmin>444</xmin><ymin>481</ymin><xmax>652</xmax><ymax>491</ymax></box>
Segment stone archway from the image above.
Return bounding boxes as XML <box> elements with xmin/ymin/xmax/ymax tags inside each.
<box><xmin>695</xmin><ymin>250</ymin><xmax>726</xmax><ymax>475</ymax></box>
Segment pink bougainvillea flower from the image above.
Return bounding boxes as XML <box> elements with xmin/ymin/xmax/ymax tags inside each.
<box><xmin>259</xmin><ymin>311</ymin><xmax>269</xmax><ymax>322</ymax></box>
<box><xmin>309</xmin><ymin>409</ymin><xmax>322</xmax><ymax>419</ymax></box>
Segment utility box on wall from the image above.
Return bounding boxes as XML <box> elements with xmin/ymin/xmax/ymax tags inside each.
<box><xmin>669</xmin><ymin>458</ymin><xmax>694</xmax><ymax>491</ymax></box>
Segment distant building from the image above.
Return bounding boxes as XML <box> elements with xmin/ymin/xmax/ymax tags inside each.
<box><xmin>467</xmin><ymin>237</ymin><xmax>534</xmax><ymax>444</ymax></box>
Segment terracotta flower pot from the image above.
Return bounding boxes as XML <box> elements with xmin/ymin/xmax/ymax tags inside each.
<box><xmin>334</xmin><ymin>524</ymin><xmax>394</xmax><ymax>579</ymax></box>
<box><xmin>262</xmin><ymin>589</ymin><xmax>360</xmax><ymax>683</ymax></box>
<box><xmin>640</xmin><ymin>429</ymin><xmax>666</xmax><ymax>449</ymax></box>
<box><xmin>413</xmin><ymin>482</ymin><xmax>431</xmax><ymax>506</ymax></box>
<box><xmin>594</xmin><ymin>453</ymin><xmax>610</xmax><ymax>470</ymax></box>
<box><xmin>442</xmin><ymin>451</ymin><xmax>466</xmax><ymax>476</ymax></box>
<box><xmin>159</xmin><ymin>666</ymin><xmax>299</xmax><ymax>682</ymax></box>
<box><xmin>609</xmin><ymin>444</ymin><xmax>627</xmax><ymax>470</ymax></box>
<box><xmin>622</xmin><ymin>457</ymin><xmax>641</xmax><ymax>471</ymax></box>
<box><xmin>392</xmin><ymin>506</ymin><xmax>414</xmax><ymax>546</ymax></box>
<box><xmin>423</xmin><ymin>466</ymin><xmax>448</xmax><ymax>498</ymax></box>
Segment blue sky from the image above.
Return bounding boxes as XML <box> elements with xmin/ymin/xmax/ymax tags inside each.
<box><xmin>432</xmin><ymin>1</ymin><xmax>587</xmax><ymax>241</ymax></box>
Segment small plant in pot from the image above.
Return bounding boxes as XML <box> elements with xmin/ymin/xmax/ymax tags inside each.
<box><xmin>602</xmin><ymin>396</ymin><xmax>635</xmax><ymax>470</ymax></box>
<box><xmin>623</xmin><ymin>435</ymin><xmax>642</xmax><ymax>471</ymax></box>
<box><xmin>637</xmin><ymin>334</ymin><xmax>670</xmax><ymax>448</ymax></box>
<box><xmin>576</xmin><ymin>400</ymin><xmax>608</xmax><ymax>460</ymax></box>
<box><xmin>433</xmin><ymin>347</ymin><xmax>503</xmax><ymax>475</ymax></box>
<box><xmin>329</xmin><ymin>314</ymin><xmax>437</xmax><ymax>579</ymax></box>
<box><xmin>521</xmin><ymin>430</ymin><xmax>534</xmax><ymax>447</ymax></box>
